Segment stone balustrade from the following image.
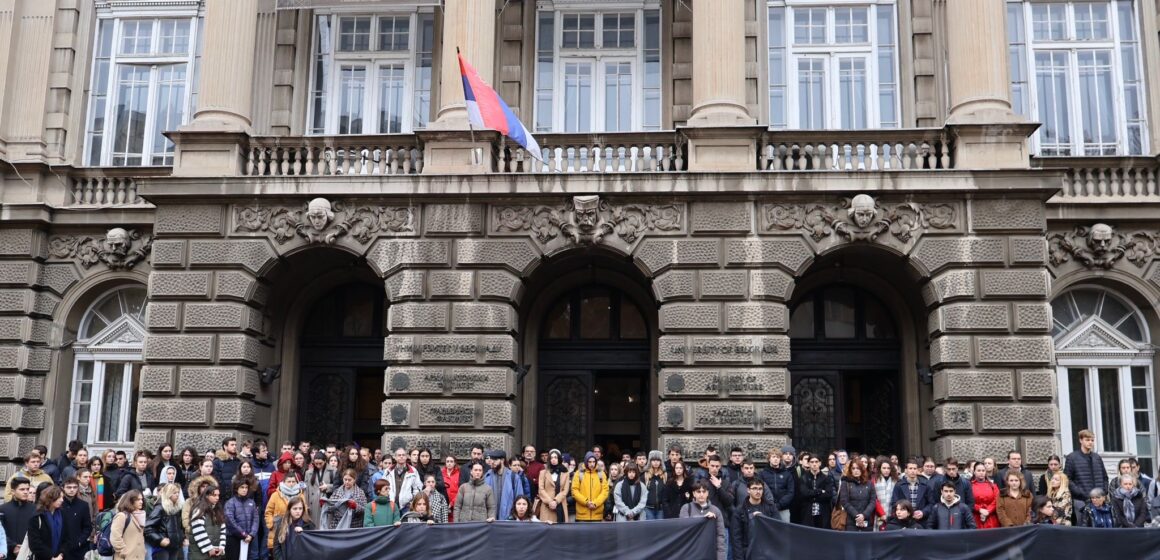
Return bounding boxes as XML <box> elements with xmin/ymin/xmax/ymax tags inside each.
<box><xmin>245</xmin><ymin>135</ymin><xmax>424</xmax><ymax>176</ymax></box>
<box><xmin>1043</xmin><ymin>156</ymin><xmax>1160</xmax><ymax>202</ymax></box>
<box><xmin>66</xmin><ymin>167</ymin><xmax>168</xmax><ymax>207</ymax></box>
<box><xmin>496</xmin><ymin>132</ymin><xmax>687</xmax><ymax>174</ymax></box>
<box><xmin>760</xmin><ymin>129</ymin><xmax>954</xmax><ymax>171</ymax></box>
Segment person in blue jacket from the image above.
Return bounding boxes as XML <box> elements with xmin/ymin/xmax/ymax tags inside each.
<box><xmin>484</xmin><ymin>450</ymin><xmax>522</xmax><ymax>522</ymax></box>
<box><xmin>892</xmin><ymin>458</ymin><xmax>935</xmax><ymax>526</ymax></box>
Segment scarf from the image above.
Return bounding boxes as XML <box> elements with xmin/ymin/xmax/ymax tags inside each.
<box><xmin>93</xmin><ymin>475</ymin><xmax>106</xmax><ymax>511</ymax></box>
<box><xmin>47</xmin><ymin>510</ymin><xmax>63</xmax><ymax>554</ymax></box>
<box><xmin>278</xmin><ymin>480</ymin><xmax>302</xmax><ymax>500</ymax></box>
<box><xmin>1089</xmin><ymin>502</ymin><xmax>1114</xmax><ymax>528</ymax></box>
<box><xmin>1114</xmin><ymin>486</ymin><xmax>1140</xmax><ymax>522</ymax></box>
<box><xmin>319</xmin><ymin>487</ymin><xmax>358</xmax><ymax>530</ymax></box>
<box><xmin>132</xmin><ymin>509</ymin><xmax>147</xmax><ymax>527</ymax></box>
<box><xmin>619</xmin><ymin>479</ymin><xmax>642</xmax><ymax>510</ymax></box>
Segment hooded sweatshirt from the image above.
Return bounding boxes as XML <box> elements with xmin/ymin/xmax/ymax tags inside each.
<box><xmin>266</xmin><ymin>452</ymin><xmax>297</xmax><ymax>500</ymax></box>
<box><xmin>930</xmin><ymin>493</ymin><xmax>976</xmax><ymax>530</ymax></box>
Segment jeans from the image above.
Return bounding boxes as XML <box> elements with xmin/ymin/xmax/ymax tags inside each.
<box><xmin>644</xmin><ymin>508</ymin><xmax>663</xmax><ymax>520</ymax></box>
<box><xmin>724</xmin><ymin>527</ymin><xmax>732</xmax><ymax>560</ymax></box>
<box><xmin>1073</xmin><ymin>498</ymin><xmax>1086</xmax><ymax>526</ymax></box>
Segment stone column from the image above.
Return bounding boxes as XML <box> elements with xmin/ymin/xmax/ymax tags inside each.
<box><xmin>172</xmin><ymin>0</ymin><xmax>259</xmax><ymax>176</ymax></box>
<box><xmin>682</xmin><ymin>0</ymin><xmax>760</xmax><ymax>172</ymax></box>
<box><xmin>0</xmin><ymin>2</ymin><xmax>53</xmax><ymax>162</ymax></box>
<box><xmin>432</xmin><ymin>0</ymin><xmax>496</xmax><ymax>129</ymax></box>
<box><xmin>944</xmin><ymin>0</ymin><xmax>1035</xmax><ymax>169</ymax></box>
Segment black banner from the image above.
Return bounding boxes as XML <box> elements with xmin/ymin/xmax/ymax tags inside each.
<box><xmin>750</xmin><ymin>516</ymin><xmax>1160</xmax><ymax>560</ymax></box>
<box><xmin>290</xmin><ymin>517</ymin><xmax>717</xmax><ymax>560</ymax></box>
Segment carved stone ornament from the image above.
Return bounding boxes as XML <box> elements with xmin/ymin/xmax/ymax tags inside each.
<box><xmin>493</xmin><ymin>196</ymin><xmax>683</xmax><ymax>245</ymax></box>
<box><xmin>763</xmin><ymin>195</ymin><xmax>955</xmax><ymax>242</ymax></box>
<box><xmin>233</xmin><ymin>198</ymin><xmax>415</xmax><ymax>244</ymax></box>
<box><xmin>1047</xmin><ymin>224</ymin><xmax>1157</xmax><ymax>269</ymax></box>
<box><xmin>48</xmin><ymin>228</ymin><xmax>153</xmax><ymax>270</ymax></box>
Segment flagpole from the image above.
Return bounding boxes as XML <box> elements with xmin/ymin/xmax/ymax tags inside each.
<box><xmin>457</xmin><ymin>47</ymin><xmax>481</xmax><ymax>166</ymax></box>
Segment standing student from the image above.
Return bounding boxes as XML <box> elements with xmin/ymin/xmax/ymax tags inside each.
<box><xmin>1063</xmin><ymin>429</ymin><xmax>1107</xmax><ymax>526</ymax></box>
<box><xmin>363</xmin><ymin>480</ymin><xmax>402</xmax><ymax>527</ymax></box>
<box><xmin>145</xmin><ymin>483</ymin><xmax>185</xmax><ymax>560</ymax></box>
<box><xmin>88</xmin><ymin>458</ymin><xmax>115</xmax><ymax>514</ymax></box>
<box><xmin>1037</xmin><ymin>455</ymin><xmax>1063</xmax><ymax>496</ymax></box>
<box><xmin>420</xmin><ymin>475</ymin><xmax>449</xmax><ymax>524</ymax></box>
<box><xmin>730</xmin><ymin>479</ymin><xmax>777</xmax><ymax>560</ymax></box>
<box><xmin>570</xmin><ymin>453</ymin><xmax>607</xmax><ymax>522</ymax></box>
<box><xmin>58</xmin><ymin>477</ymin><xmax>92</xmax><ymax>560</ymax></box>
<box><xmin>871</xmin><ymin>458</ymin><xmax>897</xmax><ymax>531</ymax></box>
<box><xmin>680</xmin><ymin>481</ymin><xmax>725</xmax><ymax>560</ymax></box>
<box><xmin>318</xmin><ymin>470</ymin><xmax>366</xmax><ymax>530</ymax></box>
<box><xmin>969</xmin><ymin>462</ymin><xmax>1000</xmax><ymax>529</ymax></box>
<box><xmin>643</xmin><ymin>451</ymin><xmax>667</xmax><ymax>521</ymax></box>
<box><xmin>796</xmin><ymin>456</ymin><xmax>833</xmax><ymax>529</ymax></box>
<box><xmin>440</xmin><ymin>455</ymin><xmax>461</xmax><ymax>522</ymax></box>
<box><xmin>929</xmin><ymin>482</ymin><xmax>976</xmax><ymax>530</ymax></box>
<box><xmin>535</xmin><ymin>450</ymin><xmax>570</xmax><ymax>524</ymax></box>
<box><xmin>1046</xmin><ymin>472</ymin><xmax>1073</xmax><ymax>526</ymax></box>
<box><xmin>892</xmin><ymin>459</ymin><xmax>933</xmax><ymax>526</ymax></box>
<box><xmin>1109</xmin><ymin>474</ymin><xmax>1147</xmax><ymax>528</ymax></box>
<box><xmin>837</xmin><ymin>461</ymin><xmax>876</xmax><ymax>532</ymax></box>
<box><xmin>662</xmin><ymin>461</ymin><xmax>693</xmax><ymax>520</ymax></box>
<box><xmin>454</xmin><ymin>463</ymin><xmax>495</xmax><ymax>523</ymax></box>
<box><xmin>612</xmin><ymin>464</ymin><xmax>648</xmax><ymax>522</ymax></box>
<box><xmin>0</xmin><ymin>477</ymin><xmax>36</xmax><ymax>559</ymax></box>
<box><xmin>25</xmin><ymin>485</ymin><xmax>65</xmax><ymax>560</ymax></box>
<box><xmin>996</xmin><ymin>472</ymin><xmax>1033</xmax><ymax>527</ymax></box>
<box><xmin>1082</xmin><ymin>488</ymin><xmax>1117</xmax><ymax>528</ymax></box>
<box><xmin>189</xmin><ymin>486</ymin><xmax>227</xmax><ymax>560</ymax></box>
<box><xmin>109</xmin><ymin>490</ymin><xmax>147</xmax><ymax>560</ymax></box>
<box><xmin>224</xmin><ymin>476</ymin><xmax>259</xmax><ymax>560</ymax></box>
<box><xmin>269</xmin><ymin>497</ymin><xmax>312</xmax><ymax>560</ymax></box>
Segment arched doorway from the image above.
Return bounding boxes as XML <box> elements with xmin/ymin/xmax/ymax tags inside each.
<box><xmin>789</xmin><ymin>284</ymin><xmax>901</xmax><ymax>456</ymax></box>
<box><xmin>296</xmin><ymin>282</ymin><xmax>386</xmax><ymax>449</ymax></box>
<box><xmin>537</xmin><ymin>285</ymin><xmax>651</xmax><ymax>459</ymax></box>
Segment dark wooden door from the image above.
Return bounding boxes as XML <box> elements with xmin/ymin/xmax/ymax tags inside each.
<box><xmin>790</xmin><ymin>370</ymin><xmax>900</xmax><ymax>457</ymax></box>
<box><xmin>539</xmin><ymin>370</ymin><xmax>595</xmax><ymax>459</ymax></box>
<box><xmin>297</xmin><ymin>366</ymin><xmax>356</xmax><ymax>448</ymax></box>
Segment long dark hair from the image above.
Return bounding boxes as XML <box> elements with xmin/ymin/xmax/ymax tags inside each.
<box><xmin>340</xmin><ymin>446</ymin><xmax>367</xmax><ymax>474</ymax></box>
<box><xmin>179</xmin><ymin>446</ymin><xmax>199</xmax><ymax>468</ymax></box>
<box><xmin>194</xmin><ymin>484</ymin><xmax>226</xmax><ymax>525</ymax></box>
<box><xmin>36</xmin><ymin>485</ymin><xmax>62</xmax><ymax>513</ymax></box>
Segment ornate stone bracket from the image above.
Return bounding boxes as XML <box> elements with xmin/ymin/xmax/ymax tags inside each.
<box><xmin>762</xmin><ymin>194</ymin><xmax>955</xmax><ymax>243</ymax></box>
<box><xmin>1047</xmin><ymin>223</ymin><xmax>1158</xmax><ymax>269</ymax></box>
<box><xmin>233</xmin><ymin>198</ymin><xmax>415</xmax><ymax>245</ymax></box>
<box><xmin>48</xmin><ymin>228</ymin><xmax>153</xmax><ymax>270</ymax></box>
<box><xmin>493</xmin><ymin>196</ymin><xmax>683</xmax><ymax>246</ymax></box>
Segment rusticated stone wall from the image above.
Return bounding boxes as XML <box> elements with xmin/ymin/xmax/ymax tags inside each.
<box><xmin>129</xmin><ymin>190</ymin><xmax>1058</xmax><ymax>464</ymax></box>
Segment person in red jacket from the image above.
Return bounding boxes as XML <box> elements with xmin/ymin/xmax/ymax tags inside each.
<box><xmin>266</xmin><ymin>452</ymin><xmax>297</xmax><ymax>500</ymax></box>
<box><xmin>970</xmin><ymin>462</ymin><xmax>1000</xmax><ymax>529</ymax></box>
<box><xmin>440</xmin><ymin>454</ymin><xmax>462</xmax><ymax>523</ymax></box>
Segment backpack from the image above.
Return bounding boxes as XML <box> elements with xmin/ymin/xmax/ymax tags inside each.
<box><xmin>96</xmin><ymin>511</ymin><xmax>125</xmax><ymax>556</ymax></box>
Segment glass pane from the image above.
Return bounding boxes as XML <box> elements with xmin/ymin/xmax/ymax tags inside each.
<box><xmin>793</xmin><ymin>8</ymin><xmax>826</xmax><ymax>45</ymax></box>
<box><xmin>864</xmin><ymin>296</ymin><xmax>895</xmax><ymax>339</ymax></box>
<box><xmin>1133</xmin><ymin>388</ymin><xmax>1148</xmax><ymax>409</ymax></box>
<box><xmin>122</xmin><ymin>288</ymin><xmax>146</xmax><ymax>318</ymax></box>
<box><xmin>99</xmin><ymin>363</ymin><xmax>127</xmax><ymax>442</ymax></box>
<box><xmin>1068</xmin><ymin>368</ymin><xmax>1091</xmax><ymax>450</ymax></box>
<box><xmin>83</xmin><ymin>313</ymin><xmax>108</xmax><ymax>340</ymax></box>
<box><xmin>1051</xmin><ymin>296</ymin><xmax>1076</xmax><ymax>330</ymax></box>
<box><xmin>378</xmin><ymin>64</ymin><xmax>405</xmax><ymax>133</ymax></box>
<box><xmin>1135</xmin><ymin>412</ymin><xmax>1149</xmax><ymax>429</ymax></box>
<box><xmin>604</xmin><ymin>62</ymin><xmax>632</xmax><ymax>131</ymax></box>
<box><xmin>1031</xmin><ymin>3</ymin><xmax>1066</xmax><ymax>41</ymax></box>
<box><xmin>377</xmin><ymin>15</ymin><xmax>409</xmax><ymax>51</ymax></box>
<box><xmin>1132</xmin><ymin>366</ymin><xmax>1147</xmax><ymax>387</ymax></box>
<box><xmin>838</xmin><ymin>58</ymin><xmax>867</xmax><ymax>129</ymax></box>
<box><xmin>579</xmin><ymin>291</ymin><xmax>611</xmax><ymax>339</ymax></box>
<box><xmin>97</xmin><ymin>293</ymin><xmax>123</xmax><ymax>322</ymax></box>
<box><xmin>1100</xmin><ymin>294</ymin><xmax>1130</xmax><ymax>326</ymax></box>
<box><xmin>1136</xmin><ymin>435</ymin><xmax>1152</xmax><ymax>457</ymax></box>
<box><xmin>535</xmin><ymin>11</ymin><xmax>555</xmax><ymax>132</ymax></box>
<box><xmin>789</xmin><ymin>300</ymin><xmax>814</xmax><ymax>339</ymax></box>
<box><xmin>1076</xmin><ymin>50</ymin><xmax>1117</xmax><ymax>154</ymax></box>
<box><xmin>1098</xmin><ymin>368</ymin><xmax>1124</xmax><ymax>452</ymax></box>
<box><xmin>563</xmin><ymin>62</ymin><xmax>593</xmax><ymax>132</ymax></box>
<box><xmin>119</xmin><ymin>19</ymin><xmax>153</xmax><ymax>55</ymax></box>
<box><xmin>1034</xmin><ymin>51</ymin><xmax>1072</xmax><ymax>154</ymax></box>
<box><xmin>158</xmin><ymin>19</ymin><xmax>191</xmax><ymax>54</ymax></box>
<box><xmin>602</xmin><ymin>13</ymin><xmax>634</xmax><ymax>48</ymax></box>
<box><xmin>798</xmin><ymin>58</ymin><xmax>825</xmax><ymax>128</ymax></box>
<box><xmin>338</xmin><ymin>65</ymin><xmax>366</xmax><ymax>134</ymax></box>
<box><xmin>823</xmin><ymin>287</ymin><xmax>856</xmax><ymax>339</ymax></box>
<box><xmin>619</xmin><ymin>300</ymin><xmax>647</xmax><ymax>340</ymax></box>
<box><xmin>834</xmin><ymin>7</ymin><xmax>868</xmax><ymax>43</ymax></box>
<box><xmin>338</xmin><ymin>16</ymin><xmax>371</xmax><ymax>52</ymax></box>
<box><xmin>545</xmin><ymin>299</ymin><xmax>571</xmax><ymax>339</ymax></box>
<box><xmin>562</xmin><ymin>13</ymin><xmax>595</xmax><ymax>49</ymax></box>
<box><xmin>1117</xmin><ymin>316</ymin><xmax>1143</xmax><ymax>342</ymax></box>
<box><xmin>1074</xmin><ymin>2</ymin><xmax>1110</xmax><ymax>40</ymax></box>
<box><xmin>112</xmin><ymin>65</ymin><xmax>149</xmax><ymax>166</ymax></box>
<box><xmin>1139</xmin><ymin>459</ymin><xmax>1153</xmax><ymax>479</ymax></box>
<box><xmin>151</xmin><ymin>63</ymin><xmax>188</xmax><ymax>165</ymax></box>
<box><xmin>1071</xmin><ymin>290</ymin><xmax>1098</xmax><ymax>318</ymax></box>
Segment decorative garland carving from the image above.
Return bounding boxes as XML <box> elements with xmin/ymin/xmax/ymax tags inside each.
<box><xmin>493</xmin><ymin>196</ymin><xmax>683</xmax><ymax>245</ymax></box>
<box><xmin>763</xmin><ymin>195</ymin><xmax>955</xmax><ymax>243</ymax></box>
<box><xmin>234</xmin><ymin>198</ymin><xmax>415</xmax><ymax>245</ymax></box>
<box><xmin>48</xmin><ymin>228</ymin><xmax>153</xmax><ymax>270</ymax></box>
<box><xmin>1047</xmin><ymin>223</ymin><xmax>1157</xmax><ymax>269</ymax></box>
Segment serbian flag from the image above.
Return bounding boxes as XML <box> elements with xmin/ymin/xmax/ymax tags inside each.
<box><xmin>458</xmin><ymin>50</ymin><xmax>543</xmax><ymax>162</ymax></box>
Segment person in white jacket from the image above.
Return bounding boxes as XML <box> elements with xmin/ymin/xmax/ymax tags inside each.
<box><xmin>613</xmin><ymin>464</ymin><xmax>649</xmax><ymax>521</ymax></box>
<box><xmin>382</xmin><ymin>448</ymin><xmax>423</xmax><ymax>513</ymax></box>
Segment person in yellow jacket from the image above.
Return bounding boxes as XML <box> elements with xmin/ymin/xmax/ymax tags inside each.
<box><xmin>571</xmin><ymin>452</ymin><xmax>608</xmax><ymax>522</ymax></box>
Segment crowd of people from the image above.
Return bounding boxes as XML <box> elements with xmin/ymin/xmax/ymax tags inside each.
<box><xmin>0</xmin><ymin>428</ymin><xmax>1154</xmax><ymax>560</ymax></box>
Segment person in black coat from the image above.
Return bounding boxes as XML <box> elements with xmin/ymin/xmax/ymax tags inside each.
<box><xmin>1064</xmin><ymin>429</ymin><xmax>1108</xmax><ymax>526</ymax></box>
<box><xmin>115</xmin><ymin>452</ymin><xmax>157</xmax><ymax>500</ymax></box>
<box><xmin>892</xmin><ymin>459</ymin><xmax>935</xmax><ymax>526</ymax></box>
<box><xmin>145</xmin><ymin>483</ymin><xmax>187</xmax><ymax>560</ymax></box>
<box><xmin>0</xmin><ymin>477</ymin><xmax>36</xmax><ymax>558</ymax></box>
<box><xmin>730</xmin><ymin>478</ymin><xmax>778</xmax><ymax>560</ymax></box>
<box><xmin>796</xmin><ymin>456</ymin><xmax>834</xmax><ymax>528</ymax></box>
<box><xmin>662</xmin><ymin>461</ymin><xmax>694</xmax><ymax>519</ymax></box>
<box><xmin>26</xmin><ymin>485</ymin><xmax>65</xmax><ymax>560</ymax></box>
<box><xmin>60</xmin><ymin>478</ymin><xmax>93</xmax><ymax>560</ymax></box>
<box><xmin>758</xmin><ymin>450</ymin><xmax>795</xmax><ymax>521</ymax></box>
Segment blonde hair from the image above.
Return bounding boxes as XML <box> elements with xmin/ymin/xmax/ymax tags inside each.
<box><xmin>158</xmin><ymin>483</ymin><xmax>184</xmax><ymax>515</ymax></box>
<box><xmin>1048</xmin><ymin>472</ymin><xmax>1070</xmax><ymax>500</ymax></box>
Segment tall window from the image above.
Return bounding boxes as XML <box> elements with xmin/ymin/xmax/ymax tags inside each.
<box><xmin>1007</xmin><ymin>1</ymin><xmax>1148</xmax><ymax>155</ymax></box>
<box><xmin>534</xmin><ymin>2</ymin><xmax>662</xmax><ymax>133</ymax></box>
<box><xmin>84</xmin><ymin>4</ymin><xmax>204</xmax><ymax>167</ymax></box>
<box><xmin>767</xmin><ymin>1</ymin><xmax>899</xmax><ymax>129</ymax></box>
<box><xmin>1053</xmin><ymin>287</ymin><xmax>1156</xmax><ymax>475</ymax></box>
<box><xmin>68</xmin><ymin>287</ymin><xmax>146</xmax><ymax>450</ymax></box>
<box><xmin>309</xmin><ymin>11</ymin><xmax>435</xmax><ymax>135</ymax></box>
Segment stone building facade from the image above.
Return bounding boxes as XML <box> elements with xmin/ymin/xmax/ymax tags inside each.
<box><xmin>0</xmin><ymin>0</ymin><xmax>1158</xmax><ymax>476</ymax></box>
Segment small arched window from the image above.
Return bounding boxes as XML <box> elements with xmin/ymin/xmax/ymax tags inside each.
<box><xmin>68</xmin><ymin>287</ymin><xmax>146</xmax><ymax>448</ymax></box>
<box><xmin>541</xmin><ymin>286</ymin><xmax>647</xmax><ymax>341</ymax></box>
<box><xmin>1052</xmin><ymin>287</ymin><xmax>1155</xmax><ymax>475</ymax></box>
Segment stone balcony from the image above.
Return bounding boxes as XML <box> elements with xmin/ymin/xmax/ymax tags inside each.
<box><xmin>1038</xmin><ymin>155</ymin><xmax>1160</xmax><ymax>220</ymax></box>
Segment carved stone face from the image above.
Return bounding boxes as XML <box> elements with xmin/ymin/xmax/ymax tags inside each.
<box><xmin>850</xmin><ymin>194</ymin><xmax>877</xmax><ymax>228</ymax></box>
<box><xmin>573</xmin><ymin>195</ymin><xmax>600</xmax><ymax>231</ymax></box>
<box><xmin>1089</xmin><ymin>223</ymin><xmax>1114</xmax><ymax>253</ymax></box>
<box><xmin>104</xmin><ymin>228</ymin><xmax>129</xmax><ymax>253</ymax></box>
<box><xmin>306</xmin><ymin>198</ymin><xmax>334</xmax><ymax>231</ymax></box>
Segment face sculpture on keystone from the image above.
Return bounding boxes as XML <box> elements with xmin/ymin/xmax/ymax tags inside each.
<box><xmin>1089</xmin><ymin>223</ymin><xmax>1114</xmax><ymax>254</ymax></box>
<box><xmin>850</xmin><ymin>194</ymin><xmax>878</xmax><ymax>229</ymax></box>
<box><xmin>306</xmin><ymin>198</ymin><xmax>334</xmax><ymax>231</ymax></box>
<box><xmin>573</xmin><ymin>195</ymin><xmax>600</xmax><ymax>232</ymax></box>
<box><xmin>104</xmin><ymin>227</ymin><xmax>129</xmax><ymax>255</ymax></box>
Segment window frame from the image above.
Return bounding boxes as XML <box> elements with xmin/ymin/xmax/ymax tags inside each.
<box><xmin>1008</xmin><ymin>0</ymin><xmax>1149</xmax><ymax>156</ymax></box>
<box><xmin>84</xmin><ymin>3</ymin><xmax>205</xmax><ymax>167</ymax></box>
<box><xmin>534</xmin><ymin>2</ymin><xmax>662</xmax><ymax>133</ymax></box>
<box><xmin>307</xmin><ymin>10</ymin><xmax>434</xmax><ymax>135</ymax></box>
<box><xmin>1053</xmin><ymin>286</ymin><xmax>1156</xmax><ymax>474</ymax></box>
<box><xmin>767</xmin><ymin>0</ymin><xmax>900</xmax><ymax>130</ymax></box>
<box><xmin>67</xmin><ymin>286</ymin><xmax>147</xmax><ymax>451</ymax></box>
